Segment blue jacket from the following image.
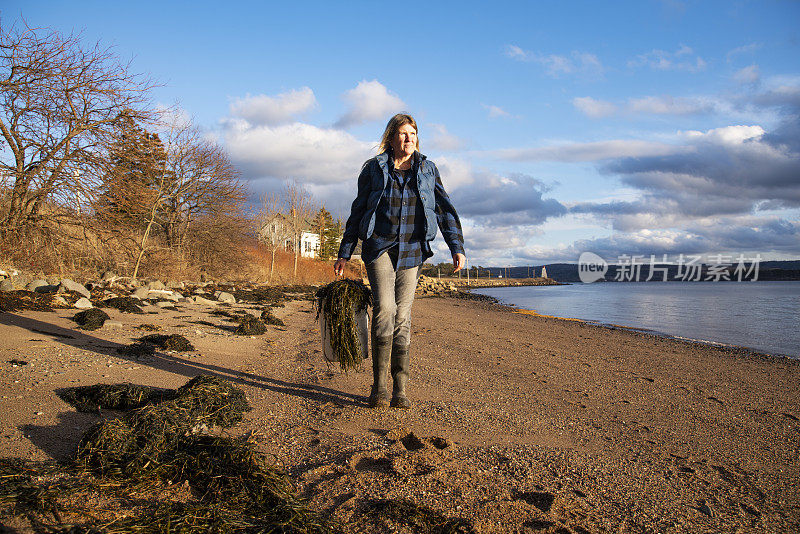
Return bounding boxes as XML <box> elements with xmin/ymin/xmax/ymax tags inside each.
<box><xmin>338</xmin><ymin>150</ymin><xmax>464</xmax><ymax>260</ymax></box>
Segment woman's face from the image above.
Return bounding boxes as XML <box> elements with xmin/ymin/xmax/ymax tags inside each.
<box><xmin>390</xmin><ymin>123</ymin><xmax>417</xmax><ymax>158</ymax></box>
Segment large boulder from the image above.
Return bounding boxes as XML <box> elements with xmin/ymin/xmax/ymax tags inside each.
<box><xmin>214</xmin><ymin>291</ymin><xmax>236</xmax><ymax>304</ymax></box>
<box><xmin>57</xmin><ymin>279</ymin><xmax>91</xmax><ymax>298</ymax></box>
<box><xmin>0</xmin><ymin>278</ymin><xmax>14</xmax><ymax>291</ymax></box>
<box><xmin>73</xmin><ymin>297</ymin><xmax>94</xmax><ymax>309</ymax></box>
<box><xmin>192</xmin><ymin>295</ymin><xmax>218</xmax><ymax>306</ymax></box>
<box><xmin>148</xmin><ymin>289</ymin><xmax>180</xmax><ymax>302</ymax></box>
<box><xmin>132</xmin><ymin>286</ymin><xmax>151</xmax><ymax>300</ymax></box>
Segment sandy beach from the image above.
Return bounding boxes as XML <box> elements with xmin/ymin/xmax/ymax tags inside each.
<box><xmin>1</xmin><ymin>288</ymin><xmax>798</xmax><ymax>533</ymax></box>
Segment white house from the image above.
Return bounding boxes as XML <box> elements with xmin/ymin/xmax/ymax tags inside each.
<box><xmin>259</xmin><ymin>213</ymin><xmax>320</xmax><ymax>259</ymax></box>
<box><xmin>299</xmin><ymin>231</ymin><xmax>319</xmax><ymax>258</ymax></box>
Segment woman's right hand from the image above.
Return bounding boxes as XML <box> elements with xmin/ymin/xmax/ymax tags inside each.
<box><xmin>333</xmin><ymin>258</ymin><xmax>348</xmax><ymax>276</ymax></box>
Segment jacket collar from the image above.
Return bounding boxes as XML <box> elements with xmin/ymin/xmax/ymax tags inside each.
<box><xmin>377</xmin><ymin>149</ymin><xmax>426</xmax><ymax>172</ymax></box>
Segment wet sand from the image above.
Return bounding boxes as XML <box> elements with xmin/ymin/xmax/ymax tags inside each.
<box><xmin>1</xmin><ymin>292</ymin><xmax>798</xmax><ymax>532</ymax></box>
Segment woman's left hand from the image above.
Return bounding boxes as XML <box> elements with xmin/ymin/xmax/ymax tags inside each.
<box><xmin>452</xmin><ymin>253</ymin><xmax>466</xmax><ymax>272</ymax></box>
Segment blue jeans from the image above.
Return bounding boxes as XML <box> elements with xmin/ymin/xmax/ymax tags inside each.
<box><xmin>365</xmin><ymin>249</ymin><xmax>420</xmax><ymax>347</ymax></box>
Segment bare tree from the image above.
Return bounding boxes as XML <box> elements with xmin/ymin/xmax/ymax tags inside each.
<box><xmin>256</xmin><ymin>191</ymin><xmax>289</xmax><ymax>284</ymax></box>
<box><xmin>285</xmin><ymin>182</ymin><xmax>315</xmax><ymax>281</ymax></box>
<box><xmin>0</xmin><ymin>23</ymin><xmax>155</xmax><ymax>233</ymax></box>
<box><xmin>160</xmin><ymin>123</ymin><xmax>248</xmax><ymax>252</ymax></box>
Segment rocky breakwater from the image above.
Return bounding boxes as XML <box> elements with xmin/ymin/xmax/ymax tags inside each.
<box><xmin>448</xmin><ymin>276</ymin><xmax>562</xmax><ymax>288</ymax></box>
<box><xmin>415</xmin><ymin>275</ymin><xmax>459</xmax><ymax>296</ymax></box>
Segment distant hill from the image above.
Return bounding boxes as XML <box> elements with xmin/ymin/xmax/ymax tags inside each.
<box><xmin>482</xmin><ymin>260</ymin><xmax>800</xmax><ymax>283</ymax></box>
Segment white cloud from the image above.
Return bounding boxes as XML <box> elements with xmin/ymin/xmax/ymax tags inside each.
<box><xmin>493</xmin><ymin>139</ymin><xmax>687</xmax><ymax>162</ymax></box>
<box><xmin>726</xmin><ymin>43</ymin><xmax>761</xmax><ymax>63</ymax></box>
<box><xmin>733</xmin><ymin>64</ymin><xmax>761</xmax><ymax>85</ymax></box>
<box><xmin>427</xmin><ymin>123</ymin><xmax>465</xmax><ymax>151</ymax></box>
<box><xmin>482</xmin><ymin>104</ymin><xmax>513</xmax><ymax>119</ymax></box>
<box><xmin>680</xmin><ymin>124</ymin><xmax>765</xmax><ymax>144</ymax></box>
<box><xmin>627</xmin><ymin>95</ymin><xmax>713</xmax><ymax>115</ymax></box>
<box><xmin>222</xmin><ymin>119</ymin><xmax>373</xmax><ymax>186</ymax></box>
<box><xmin>572</xmin><ymin>97</ymin><xmax>617</xmax><ymax>118</ymax></box>
<box><xmin>504</xmin><ymin>45</ymin><xmax>603</xmax><ymax>77</ymax></box>
<box><xmin>628</xmin><ymin>45</ymin><xmax>707</xmax><ymax>72</ymax></box>
<box><xmin>434</xmin><ymin>156</ymin><xmax>475</xmax><ymax>190</ymax></box>
<box><xmin>573</xmin><ymin>94</ymin><xmax>715</xmax><ymax>117</ymax></box>
<box><xmin>334</xmin><ymin>80</ymin><xmax>405</xmax><ymax>129</ymax></box>
<box><xmin>504</xmin><ymin>44</ymin><xmax>530</xmax><ymax>61</ymax></box>
<box><xmin>229</xmin><ymin>87</ymin><xmax>317</xmax><ymax>125</ymax></box>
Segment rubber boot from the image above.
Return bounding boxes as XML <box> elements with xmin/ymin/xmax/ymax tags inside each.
<box><xmin>368</xmin><ymin>335</ymin><xmax>392</xmax><ymax>408</ymax></box>
<box><xmin>390</xmin><ymin>344</ymin><xmax>411</xmax><ymax>409</ymax></box>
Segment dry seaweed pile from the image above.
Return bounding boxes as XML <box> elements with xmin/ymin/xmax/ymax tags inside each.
<box><xmin>57</xmin><ymin>383</ymin><xmax>174</xmax><ymax>413</ymax></box>
<box><xmin>234</xmin><ymin>315</ymin><xmax>267</xmax><ymax>336</ymax></box>
<box><xmin>103</xmin><ymin>297</ymin><xmax>144</xmax><ymax>314</ymax></box>
<box><xmin>73</xmin><ymin>308</ymin><xmax>110</xmax><ymax>330</ymax></box>
<box><xmin>0</xmin><ymin>290</ymin><xmax>55</xmax><ymax>312</ymax></box>
<box><xmin>228</xmin><ymin>284</ymin><xmax>316</xmax><ymax>305</ymax></box>
<box><xmin>0</xmin><ymin>376</ymin><xmax>329</xmax><ymax>533</ymax></box>
<box><xmin>315</xmin><ymin>279</ymin><xmax>372</xmax><ymax>373</ymax></box>
<box><xmin>137</xmin><ymin>333</ymin><xmax>195</xmax><ymax>351</ymax></box>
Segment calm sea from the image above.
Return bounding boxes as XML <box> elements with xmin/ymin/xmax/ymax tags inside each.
<box><xmin>472</xmin><ymin>281</ymin><xmax>800</xmax><ymax>358</ymax></box>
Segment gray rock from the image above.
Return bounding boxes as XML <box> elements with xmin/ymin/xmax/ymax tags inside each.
<box><xmin>147</xmin><ymin>280</ymin><xmax>166</xmax><ymax>291</ymax></box>
<box><xmin>52</xmin><ymin>295</ymin><xmax>69</xmax><ymax>306</ymax></box>
<box><xmin>73</xmin><ymin>297</ymin><xmax>93</xmax><ymax>309</ymax></box>
<box><xmin>155</xmin><ymin>300</ymin><xmax>176</xmax><ymax>308</ymax></box>
<box><xmin>132</xmin><ymin>286</ymin><xmax>151</xmax><ymax>300</ymax></box>
<box><xmin>178</xmin><ymin>297</ymin><xmax>193</xmax><ymax>303</ymax></box>
<box><xmin>167</xmin><ymin>281</ymin><xmax>185</xmax><ymax>290</ymax></box>
<box><xmin>13</xmin><ymin>273</ymin><xmax>30</xmax><ymax>289</ymax></box>
<box><xmin>57</xmin><ymin>278</ymin><xmax>91</xmax><ymax>298</ymax></box>
<box><xmin>0</xmin><ymin>278</ymin><xmax>14</xmax><ymax>291</ymax></box>
<box><xmin>101</xmin><ymin>271</ymin><xmax>117</xmax><ymax>282</ymax></box>
<box><xmin>214</xmin><ymin>291</ymin><xmax>236</xmax><ymax>304</ymax></box>
<box><xmin>192</xmin><ymin>295</ymin><xmax>218</xmax><ymax>306</ymax></box>
<box><xmin>149</xmin><ymin>289</ymin><xmax>179</xmax><ymax>302</ymax></box>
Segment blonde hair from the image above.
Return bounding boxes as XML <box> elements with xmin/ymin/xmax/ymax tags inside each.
<box><xmin>378</xmin><ymin>113</ymin><xmax>419</xmax><ymax>154</ymax></box>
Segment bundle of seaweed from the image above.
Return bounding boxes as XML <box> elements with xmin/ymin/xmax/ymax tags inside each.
<box><xmin>57</xmin><ymin>383</ymin><xmax>174</xmax><ymax>413</ymax></box>
<box><xmin>234</xmin><ymin>315</ymin><xmax>267</xmax><ymax>336</ymax></box>
<box><xmin>77</xmin><ymin>375</ymin><xmax>251</xmax><ymax>477</ymax></box>
<box><xmin>315</xmin><ymin>279</ymin><xmax>372</xmax><ymax>372</ymax></box>
<box><xmin>103</xmin><ymin>297</ymin><xmax>144</xmax><ymax>314</ymax></box>
<box><xmin>117</xmin><ymin>342</ymin><xmax>156</xmax><ymax>358</ymax></box>
<box><xmin>137</xmin><ymin>333</ymin><xmax>195</xmax><ymax>351</ymax></box>
<box><xmin>1</xmin><ymin>376</ymin><xmax>329</xmax><ymax>533</ymax></box>
<box><xmin>72</xmin><ymin>308</ymin><xmax>110</xmax><ymax>331</ymax></box>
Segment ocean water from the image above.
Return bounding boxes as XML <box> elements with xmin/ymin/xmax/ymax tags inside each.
<box><xmin>472</xmin><ymin>281</ymin><xmax>800</xmax><ymax>358</ymax></box>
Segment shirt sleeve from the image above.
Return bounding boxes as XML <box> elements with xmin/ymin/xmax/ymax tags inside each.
<box><xmin>432</xmin><ymin>163</ymin><xmax>465</xmax><ymax>256</ymax></box>
<box><xmin>337</xmin><ymin>161</ymin><xmax>372</xmax><ymax>259</ymax></box>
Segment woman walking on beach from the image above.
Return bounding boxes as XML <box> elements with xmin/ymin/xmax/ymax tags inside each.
<box><xmin>334</xmin><ymin>114</ymin><xmax>466</xmax><ymax>409</ymax></box>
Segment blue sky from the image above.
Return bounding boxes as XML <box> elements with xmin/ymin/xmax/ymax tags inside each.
<box><xmin>4</xmin><ymin>0</ymin><xmax>799</xmax><ymax>266</ymax></box>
